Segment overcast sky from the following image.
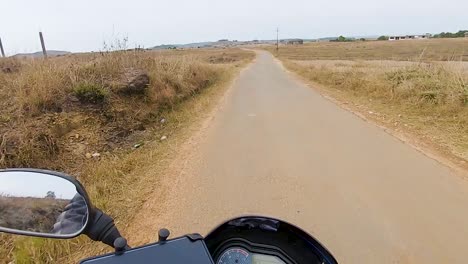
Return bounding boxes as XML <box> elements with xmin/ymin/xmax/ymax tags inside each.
<box><xmin>1</xmin><ymin>0</ymin><xmax>467</xmax><ymax>55</ymax></box>
<box><xmin>0</xmin><ymin>171</ymin><xmax>77</xmax><ymax>199</ymax></box>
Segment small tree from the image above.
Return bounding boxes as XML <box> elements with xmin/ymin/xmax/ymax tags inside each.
<box><xmin>45</xmin><ymin>191</ymin><xmax>56</xmax><ymax>199</ymax></box>
<box><xmin>377</xmin><ymin>36</ymin><xmax>389</xmax><ymax>41</ymax></box>
<box><xmin>337</xmin><ymin>36</ymin><xmax>347</xmax><ymax>42</ymax></box>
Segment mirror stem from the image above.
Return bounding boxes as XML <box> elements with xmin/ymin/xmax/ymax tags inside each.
<box><xmin>85</xmin><ymin>208</ymin><xmax>127</xmax><ymax>249</ymax></box>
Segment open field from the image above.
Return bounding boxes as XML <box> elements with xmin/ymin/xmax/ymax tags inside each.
<box><xmin>264</xmin><ymin>38</ymin><xmax>468</xmax><ymax>61</ymax></box>
<box><xmin>264</xmin><ymin>38</ymin><xmax>468</xmax><ymax>166</ymax></box>
<box><xmin>0</xmin><ymin>196</ymin><xmax>69</xmax><ymax>233</ymax></box>
<box><xmin>0</xmin><ymin>48</ymin><xmax>254</xmax><ymax>263</ymax></box>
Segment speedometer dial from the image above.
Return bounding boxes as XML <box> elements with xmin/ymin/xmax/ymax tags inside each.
<box><xmin>217</xmin><ymin>247</ymin><xmax>252</xmax><ymax>264</ymax></box>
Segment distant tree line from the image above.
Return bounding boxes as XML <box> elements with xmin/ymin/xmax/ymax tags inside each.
<box><xmin>330</xmin><ymin>36</ymin><xmax>354</xmax><ymax>42</ymax></box>
<box><xmin>376</xmin><ymin>31</ymin><xmax>467</xmax><ymax>41</ymax></box>
<box><xmin>433</xmin><ymin>30</ymin><xmax>467</xmax><ymax>38</ymax></box>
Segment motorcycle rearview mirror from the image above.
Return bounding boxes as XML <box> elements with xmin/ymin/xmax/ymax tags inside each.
<box><xmin>0</xmin><ymin>169</ymin><xmax>127</xmax><ymax>250</ymax></box>
<box><xmin>0</xmin><ymin>169</ymin><xmax>90</xmax><ymax>238</ymax></box>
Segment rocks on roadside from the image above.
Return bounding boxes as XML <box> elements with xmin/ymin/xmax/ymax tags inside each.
<box><xmin>110</xmin><ymin>68</ymin><xmax>150</xmax><ymax>95</ymax></box>
<box><xmin>72</xmin><ymin>143</ymin><xmax>86</xmax><ymax>156</ymax></box>
<box><xmin>160</xmin><ymin>136</ymin><xmax>167</xmax><ymax>141</ymax></box>
<box><xmin>133</xmin><ymin>143</ymin><xmax>144</xmax><ymax>149</ymax></box>
<box><xmin>86</xmin><ymin>152</ymin><xmax>101</xmax><ymax>159</ymax></box>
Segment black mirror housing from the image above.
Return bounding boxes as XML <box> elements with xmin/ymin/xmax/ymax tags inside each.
<box><xmin>0</xmin><ymin>168</ymin><xmax>93</xmax><ymax>239</ymax></box>
<box><xmin>0</xmin><ymin>168</ymin><xmax>125</xmax><ymax>249</ymax></box>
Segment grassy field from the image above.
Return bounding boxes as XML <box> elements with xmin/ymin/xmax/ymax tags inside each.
<box><xmin>0</xmin><ymin>196</ymin><xmax>69</xmax><ymax>233</ymax></box>
<box><xmin>0</xmin><ymin>48</ymin><xmax>254</xmax><ymax>263</ymax></box>
<box><xmin>265</xmin><ymin>38</ymin><xmax>468</xmax><ymax>61</ymax></box>
<box><xmin>265</xmin><ymin>38</ymin><xmax>468</xmax><ymax>165</ymax></box>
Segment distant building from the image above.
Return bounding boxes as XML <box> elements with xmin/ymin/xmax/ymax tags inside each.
<box><xmin>389</xmin><ymin>34</ymin><xmax>431</xmax><ymax>41</ymax></box>
<box><xmin>465</xmin><ymin>32</ymin><xmax>468</xmax><ymax>38</ymax></box>
<box><xmin>286</xmin><ymin>39</ymin><xmax>304</xmax><ymax>45</ymax></box>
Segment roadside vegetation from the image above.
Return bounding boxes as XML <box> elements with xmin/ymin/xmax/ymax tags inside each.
<box><xmin>433</xmin><ymin>30</ymin><xmax>468</xmax><ymax>39</ymax></box>
<box><xmin>265</xmin><ymin>38</ymin><xmax>468</xmax><ymax>165</ymax></box>
<box><xmin>0</xmin><ymin>196</ymin><xmax>68</xmax><ymax>233</ymax></box>
<box><xmin>0</xmin><ymin>48</ymin><xmax>254</xmax><ymax>263</ymax></box>
<box><xmin>267</xmin><ymin>38</ymin><xmax>468</xmax><ymax>61</ymax></box>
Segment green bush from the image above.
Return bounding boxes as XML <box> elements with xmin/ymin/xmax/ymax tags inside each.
<box><xmin>73</xmin><ymin>83</ymin><xmax>108</xmax><ymax>104</ymax></box>
<box><xmin>433</xmin><ymin>30</ymin><xmax>468</xmax><ymax>38</ymax></box>
<box><xmin>378</xmin><ymin>36</ymin><xmax>389</xmax><ymax>41</ymax></box>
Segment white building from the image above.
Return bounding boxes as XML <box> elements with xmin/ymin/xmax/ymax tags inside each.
<box><xmin>389</xmin><ymin>34</ymin><xmax>431</xmax><ymax>41</ymax></box>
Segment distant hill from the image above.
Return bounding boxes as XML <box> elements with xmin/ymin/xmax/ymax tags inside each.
<box><xmin>151</xmin><ymin>44</ymin><xmax>179</xmax><ymax>50</ymax></box>
<box><xmin>150</xmin><ymin>36</ymin><xmax>391</xmax><ymax>50</ymax></box>
<box><xmin>151</xmin><ymin>41</ymin><xmax>221</xmax><ymax>50</ymax></box>
<box><xmin>150</xmin><ymin>39</ymin><xmax>289</xmax><ymax>50</ymax></box>
<box><xmin>13</xmin><ymin>50</ymin><xmax>71</xmax><ymax>58</ymax></box>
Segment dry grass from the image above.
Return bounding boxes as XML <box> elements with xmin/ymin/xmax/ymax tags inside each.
<box><xmin>0</xmin><ymin>48</ymin><xmax>254</xmax><ymax>263</ymax></box>
<box><xmin>0</xmin><ymin>49</ymin><xmax>253</xmax><ymax>169</ymax></box>
<box><xmin>0</xmin><ymin>196</ymin><xmax>68</xmax><ymax>233</ymax></box>
<box><xmin>265</xmin><ymin>38</ymin><xmax>468</xmax><ymax>61</ymax></box>
<box><xmin>267</xmin><ymin>39</ymin><xmax>468</xmax><ymax>162</ymax></box>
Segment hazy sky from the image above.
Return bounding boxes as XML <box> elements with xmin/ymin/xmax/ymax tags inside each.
<box><xmin>0</xmin><ymin>171</ymin><xmax>77</xmax><ymax>199</ymax></box>
<box><xmin>1</xmin><ymin>0</ymin><xmax>467</xmax><ymax>55</ymax></box>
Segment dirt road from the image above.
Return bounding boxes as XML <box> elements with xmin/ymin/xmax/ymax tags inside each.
<box><xmin>128</xmin><ymin>51</ymin><xmax>468</xmax><ymax>263</ymax></box>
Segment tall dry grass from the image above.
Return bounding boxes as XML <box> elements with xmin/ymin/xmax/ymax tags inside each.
<box><xmin>265</xmin><ymin>38</ymin><xmax>468</xmax><ymax>61</ymax></box>
<box><xmin>0</xmin><ymin>48</ymin><xmax>254</xmax><ymax>263</ymax></box>
<box><xmin>0</xmin><ymin>49</ymin><xmax>253</xmax><ymax>169</ymax></box>
<box><xmin>0</xmin><ymin>196</ymin><xmax>68</xmax><ymax>233</ymax></box>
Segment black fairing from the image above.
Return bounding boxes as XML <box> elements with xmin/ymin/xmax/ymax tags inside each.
<box><xmin>205</xmin><ymin>216</ymin><xmax>338</xmax><ymax>264</ymax></box>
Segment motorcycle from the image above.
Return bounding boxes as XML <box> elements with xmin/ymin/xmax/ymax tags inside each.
<box><xmin>0</xmin><ymin>168</ymin><xmax>338</xmax><ymax>264</ymax></box>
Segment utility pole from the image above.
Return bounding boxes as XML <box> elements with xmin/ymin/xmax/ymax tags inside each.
<box><xmin>276</xmin><ymin>27</ymin><xmax>279</xmax><ymax>52</ymax></box>
<box><xmin>39</xmin><ymin>32</ymin><xmax>47</xmax><ymax>58</ymax></box>
<box><xmin>0</xmin><ymin>37</ymin><xmax>5</xmax><ymax>58</ymax></box>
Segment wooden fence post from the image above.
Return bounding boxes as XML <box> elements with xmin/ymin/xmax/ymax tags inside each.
<box><xmin>39</xmin><ymin>32</ymin><xmax>47</xmax><ymax>58</ymax></box>
<box><xmin>0</xmin><ymin>37</ymin><xmax>5</xmax><ymax>58</ymax></box>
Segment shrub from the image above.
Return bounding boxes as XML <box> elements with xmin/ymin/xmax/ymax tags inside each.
<box><xmin>73</xmin><ymin>83</ymin><xmax>108</xmax><ymax>104</ymax></box>
<box><xmin>378</xmin><ymin>36</ymin><xmax>389</xmax><ymax>41</ymax></box>
<box><xmin>13</xmin><ymin>62</ymin><xmax>69</xmax><ymax>115</ymax></box>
